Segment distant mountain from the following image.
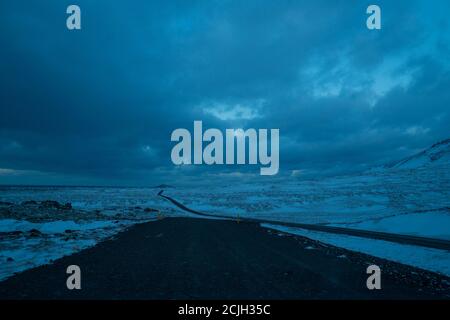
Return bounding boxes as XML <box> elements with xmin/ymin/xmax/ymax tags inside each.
<box><xmin>385</xmin><ymin>138</ymin><xmax>450</xmax><ymax>170</ymax></box>
<box><xmin>153</xmin><ymin>184</ymin><xmax>174</xmax><ymax>189</ymax></box>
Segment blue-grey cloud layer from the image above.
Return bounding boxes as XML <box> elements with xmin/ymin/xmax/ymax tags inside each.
<box><xmin>0</xmin><ymin>0</ymin><xmax>449</xmax><ymax>185</ymax></box>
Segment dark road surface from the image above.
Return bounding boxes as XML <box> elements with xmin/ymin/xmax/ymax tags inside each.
<box><xmin>159</xmin><ymin>191</ymin><xmax>450</xmax><ymax>251</ymax></box>
<box><xmin>0</xmin><ymin>217</ymin><xmax>448</xmax><ymax>299</ymax></box>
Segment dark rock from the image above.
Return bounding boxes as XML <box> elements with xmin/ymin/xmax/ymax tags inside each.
<box><xmin>144</xmin><ymin>208</ymin><xmax>158</xmax><ymax>213</ymax></box>
<box><xmin>0</xmin><ymin>207</ymin><xmax>12</xmax><ymax>217</ymax></box>
<box><xmin>0</xmin><ymin>230</ymin><xmax>23</xmax><ymax>237</ymax></box>
<box><xmin>6</xmin><ymin>257</ymin><xmax>14</xmax><ymax>262</ymax></box>
<box><xmin>22</xmin><ymin>200</ymin><xmax>38</xmax><ymax>206</ymax></box>
<box><xmin>61</xmin><ymin>203</ymin><xmax>72</xmax><ymax>210</ymax></box>
<box><xmin>64</xmin><ymin>229</ymin><xmax>74</xmax><ymax>234</ymax></box>
<box><xmin>39</xmin><ymin>200</ymin><xmax>72</xmax><ymax>210</ymax></box>
<box><xmin>154</xmin><ymin>184</ymin><xmax>174</xmax><ymax>189</ymax></box>
<box><xmin>29</xmin><ymin>229</ymin><xmax>42</xmax><ymax>237</ymax></box>
<box><xmin>0</xmin><ymin>201</ymin><xmax>13</xmax><ymax>206</ymax></box>
<box><xmin>64</xmin><ymin>234</ymin><xmax>76</xmax><ymax>241</ymax></box>
<box><xmin>41</xmin><ymin>200</ymin><xmax>62</xmax><ymax>208</ymax></box>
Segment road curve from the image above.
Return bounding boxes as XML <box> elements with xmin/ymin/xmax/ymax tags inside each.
<box><xmin>158</xmin><ymin>191</ymin><xmax>450</xmax><ymax>251</ymax></box>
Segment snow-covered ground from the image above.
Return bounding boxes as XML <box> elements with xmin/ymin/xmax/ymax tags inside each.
<box><xmin>0</xmin><ymin>219</ymin><xmax>139</xmax><ymax>281</ymax></box>
<box><xmin>0</xmin><ymin>186</ymin><xmax>177</xmax><ymax>215</ymax></box>
<box><xmin>331</xmin><ymin>211</ymin><xmax>450</xmax><ymax>240</ymax></box>
<box><xmin>168</xmin><ymin>163</ymin><xmax>450</xmax><ymax>229</ymax></box>
<box><xmin>0</xmin><ymin>187</ymin><xmax>182</xmax><ymax>281</ymax></box>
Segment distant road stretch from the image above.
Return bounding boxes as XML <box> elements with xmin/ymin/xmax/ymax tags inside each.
<box><xmin>158</xmin><ymin>190</ymin><xmax>450</xmax><ymax>251</ymax></box>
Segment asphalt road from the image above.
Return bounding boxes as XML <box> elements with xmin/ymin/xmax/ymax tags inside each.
<box><xmin>159</xmin><ymin>191</ymin><xmax>450</xmax><ymax>251</ymax></box>
<box><xmin>0</xmin><ymin>217</ymin><xmax>448</xmax><ymax>299</ymax></box>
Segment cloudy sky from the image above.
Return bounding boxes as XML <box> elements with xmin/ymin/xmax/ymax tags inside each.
<box><xmin>0</xmin><ymin>0</ymin><xmax>449</xmax><ymax>186</ymax></box>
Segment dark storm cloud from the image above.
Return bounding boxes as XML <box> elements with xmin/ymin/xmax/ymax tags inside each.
<box><xmin>0</xmin><ymin>0</ymin><xmax>449</xmax><ymax>185</ymax></box>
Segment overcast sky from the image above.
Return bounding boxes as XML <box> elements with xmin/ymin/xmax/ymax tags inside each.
<box><xmin>0</xmin><ymin>0</ymin><xmax>449</xmax><ymax>186</ymax></box>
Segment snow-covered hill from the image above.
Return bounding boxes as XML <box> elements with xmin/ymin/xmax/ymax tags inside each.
<box><xmin>386</xmin><ymin>139</ymin><xmax>450</xmax><ymax>170</ymax></box>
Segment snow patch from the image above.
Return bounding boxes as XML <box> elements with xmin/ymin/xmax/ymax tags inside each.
<box><xmin>333</xmin><ymin>212</ymin><xmax>450</xmax><ymax>240</ymax></box>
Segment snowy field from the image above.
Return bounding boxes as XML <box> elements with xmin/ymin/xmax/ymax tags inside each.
<box><xmin>332</xmin><ymin>211</ymin><xmax>450</xmax><ymax>240</ymax></box>
<box><xmin>0</xmin><ymin>186</ymin><xmax>176</xmax><ymax>214</ymax></box>
<box><xmin>168</xmin><ymin>164</ymin><xmax>450</xmax><ymax>231</ymax></box>
<box><xmin>0</xmin><ymin>187</ymin><xmax>182</xmax><ymax>281</ymax></box>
